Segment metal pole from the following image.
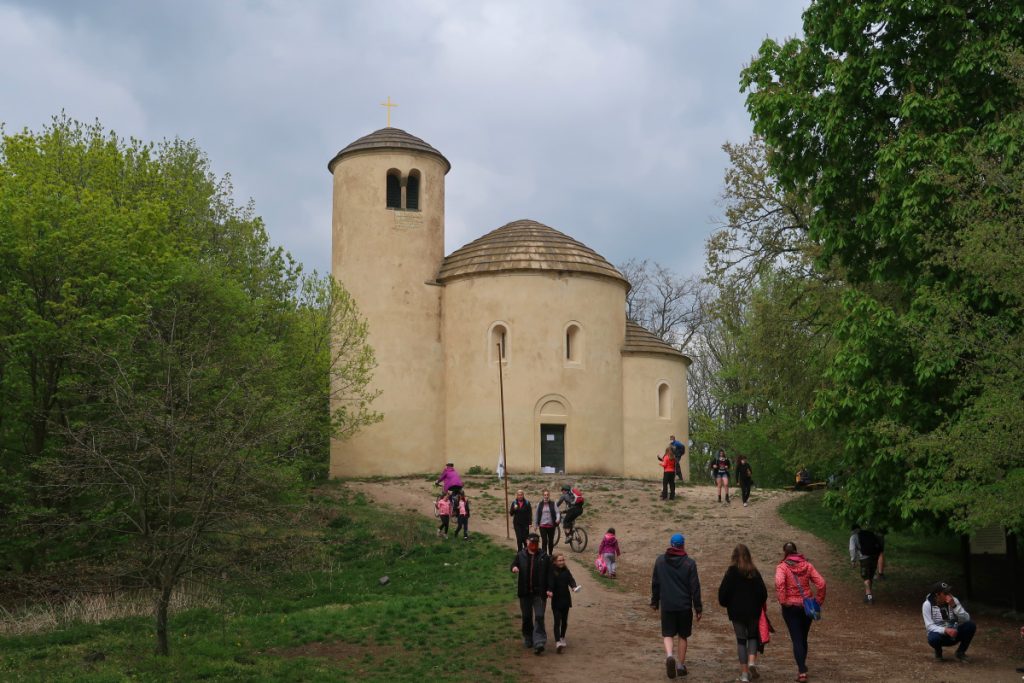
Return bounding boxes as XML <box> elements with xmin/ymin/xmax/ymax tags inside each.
<box><xmin>498</xmin><ymin>343</ymin><xmax>510</xmax><ymax>539</ymax></box>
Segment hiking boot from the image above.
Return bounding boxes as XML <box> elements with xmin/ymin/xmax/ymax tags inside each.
<box><xmin>524</xmin><ymin>639</ymin><xmax>533</xmax><ymax>649</ymax></box>
<box><xmin>677</xmin><ymin>663</ymin><xmax>688</xmax><ymax>676</ymax></box>
<box><xmin>748</xmin><ymin>664</ymin><xmax>760</xmax><ymax>679</ymax></box>
<box><xmin>955</xmin><ymin>651</ymin><xmax>969</xmax><ymax>663</ymax></box>
<box><xmin>933</xmin><ymin>648</ymin><xmax>943</xmax><ymax>661</ymax></box>
<box><xmin>726</xmin><ymin>495</ymin><xmax>731</xmax><ymax>503</ymax></box>
<box><xmin>534</xmin><ymin>644</ymin><xmax>544</xmax><ymax>655</ymax></box>
<box><xmin>666</xmin><ymin>655</ymin><xmax>677</xmax><ymax>679</ymax></box>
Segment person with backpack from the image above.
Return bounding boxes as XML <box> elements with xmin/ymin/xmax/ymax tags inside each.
<box><xmin>557</xmin><ymin>483</ymin><xmax>584</xmax><ymax>532</ymax></box>
<box><xmin>775</xmin><ymin>541</ymin><xmax>826</xmax><ymax>683</ymax></box>
<box><xmin>670</xmin><ymin>435</ymin><xmax>685</xmax><ymax>479</ymax></box>
<box><xmin>849</xmin><ymin>524</ymin><xmax>882</xmax><ymax>604</ymax></box>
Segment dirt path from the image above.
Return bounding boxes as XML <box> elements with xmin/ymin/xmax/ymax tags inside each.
<box><xmin>360</xmin><ymin>476</ymin><xmax>1022</xmax><ymax>682</ymax></box>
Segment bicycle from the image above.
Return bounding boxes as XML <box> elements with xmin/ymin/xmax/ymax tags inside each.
<box><xmin>553</xmin><ymin>519</ymin><xmax>588</xmax><ymax>552</ymax></box>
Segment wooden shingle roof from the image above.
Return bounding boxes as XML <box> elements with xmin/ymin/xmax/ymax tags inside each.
<box><xmin>436</xmin><ymin>219</ymin><xmax>628</xmax><ymax>287</ymax></box>
<box><xmin>622</xmin><ymin>320</ymin><xmax>688</xmax><ymax>360</ymax></box>
<box><xmin>328</xmin><ymin>127</ymin><xmax>451</xmax><ymax>173</ymax></box>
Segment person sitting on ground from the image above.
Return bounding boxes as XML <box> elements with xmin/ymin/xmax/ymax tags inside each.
<box><xmin>922</xmin><ymin>581</ymin><xmax>976</xmax><ymax>662</ymax></box>
<box><xmin>794</xmin><ymin>467</ymin><xmax>811</xmax><ymax>490</ymax></box>
<box><xmin>557</xmin><ymin>483</ymin><xmax>584</xmax><ymax>532</ymax></box>
<box><xmin>849</xmin><ymin>524</ymin><xmax>883</xmax><ymax>604</ymax></box>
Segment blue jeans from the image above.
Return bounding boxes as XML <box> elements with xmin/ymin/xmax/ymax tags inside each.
<box><xmin>927</xmin><ymin>620</ymin><xmax>976</xmax><ymax>655</ymax></box>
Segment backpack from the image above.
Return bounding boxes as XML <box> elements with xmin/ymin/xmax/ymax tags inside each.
<box><xmin>571</xmin><ymin>488</ymin><xmax>584</xmax><ymax>505</ymax></box>
<box><xmin>858</xmin><ymin>530</ymin><xmax>881</xmax><ymax>556</ymax></box>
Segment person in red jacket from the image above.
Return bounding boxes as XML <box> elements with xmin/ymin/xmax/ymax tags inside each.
<box><xmin>658</xmin><ymin>447</ymin><xmax>677</xmax><ymax>500</ymax></box>
<box><xmin>775</xmin><ymin>542</ymin><xmax>826</xmax><ymax>683</ymax></box>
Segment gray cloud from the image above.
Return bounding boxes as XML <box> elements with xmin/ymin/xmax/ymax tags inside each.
<box><xmin>1</xmin><ymin>0</ymin><xmax>807</xmax><ymax>279</ymax></box>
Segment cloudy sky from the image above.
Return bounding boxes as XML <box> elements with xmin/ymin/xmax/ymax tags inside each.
<box><xmin>1</xmin><ymin>0</ymin><xmax>808</xmax><ymax>279</ymax></box>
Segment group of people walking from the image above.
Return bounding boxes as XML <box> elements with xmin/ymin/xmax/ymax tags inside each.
<box><xmin>509</xmin><ymin>485</ymin><xmax>585</xmax><ymax>555</ymax></box>
<box><xmin>650</xmin><ymin>535</ymin><xmax>826</xmax><ymax>681</ymax></box>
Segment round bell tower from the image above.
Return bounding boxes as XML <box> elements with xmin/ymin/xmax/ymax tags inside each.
<box><xmin>328</xmin><ymin>128</ymin><xmax>450</xmax><ymax>476</ymax></box>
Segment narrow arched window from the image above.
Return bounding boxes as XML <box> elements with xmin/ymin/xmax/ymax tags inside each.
<box><xmin>386</xmin><ymin>171</ymin><xmax>401</xmax><ymax>208</ymax></box>
<box><xmin>658</xmin><ymin>382</ymin><xmax>671</xmax><ymax>418</ymax></box>
<box><xmin>564</xmin><ymin>322</ymin><xmax>582</xmax><ymax>365</ymax></box>
<box><xmin>489</xmin><ymin>323</ymin><xmax>508</xmax><ymax>363</ymax></box>
<box><xmin>406</xmin><ymin>170</ymin><xmax>420</xmax><ymax>210</ymax></box>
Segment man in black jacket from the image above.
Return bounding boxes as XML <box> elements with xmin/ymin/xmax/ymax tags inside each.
<box><xmin>511</xmin><ymin>533</ymin><xmax>553</xmax><ymax>654</ymax></box>
<box><xmin>651</xmin><ymin>533</ymin><xmax>703</xmax><ymax>679</ymax></box>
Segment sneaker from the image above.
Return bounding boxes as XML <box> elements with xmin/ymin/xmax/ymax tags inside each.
<box><xmin>677</xmin><ymin>663</ymin><xmax>688</xmax><ymax>676</ymax></box>
<box><xmin>666</xmin><ymin>656</ymin><xmax>677</xmax><ymax>679</ymax></box>
<box><xmin>740</xmin><ymin>673</ymin><xmax>751</xmax><ymax>682</ymax></box>
<box><xmin>796</xmin><ymin>674</ymin><xmax>808</xmax><ymax>682</ymax></box>
<box><xmin>524</xmin><ymin>640</ymin><xmax>533</xmax><ymax>649</ymax></box>
<box><xmin>556</xmin><ymin>640</ymin><xmax>565</xmax><ymax>654</ymax></box>
<box><xmin>867</xmin><ymin>594</ymin><xmax>874</xmax><ymax>605</ymax></box>
<box><xmin>955</xmin><ymin>651</ymin><xmax>969</xmax><ymax>663</ymax></box>
<box><xmin>743</xmin><ymin>502</ymin><xmax>748</xmax><ymax>507</ymax></box>
<box><xmin>933</xmin><ymin>649</ymin><xmax>943</xmax><ymax>661</ymax></box>
<box><xmin>749</xmin><ymin>664</ymin><xmax>760</xmax><ymax>679</ymax></box>
<box><xmin>534</xmin><ymin>644</ymin><xmax>544</xmax><ymax>655</ymax></box>
<box><xmin>726</xmin><ymin>496</ymin><xmax>731</xmax><ymax>503</ymax></box>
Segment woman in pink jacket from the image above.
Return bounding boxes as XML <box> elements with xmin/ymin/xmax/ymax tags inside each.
<box><xmin>775</xmin><ymin>542</ymin><xmax>826</xmax><ymax>683</ymax></box>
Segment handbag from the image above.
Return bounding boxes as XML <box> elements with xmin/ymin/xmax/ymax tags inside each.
<box><xmin>595</xmin><ymin>555</ymin><xmax>607</xmax><ymax>575</ymax></box>
<box><xmin>786</xmin><ymin>566</ymin><xmax>821</xmax><ymax>620</ymax></box>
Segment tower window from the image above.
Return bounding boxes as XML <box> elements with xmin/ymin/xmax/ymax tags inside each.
<box><xmin>386</xmin><ymin>170</ymin><xmax>401</xmax><ymax>208</ymax></box>
<box><xmin>564</xmin><ymin>322</ymin><xmax>582</xmax><ymax>365</ymax></box>
<box><xmin>658</xmin><ymin>382</ymin><xmax>671</xmax><ymax>419</ymax></box>
<box><xmin>489</xmin><ymin>323</ymin><xmax>509</xmax><ymax>363</ymax></box>
<box><xmin>406</xmin><ymin>170</ymin><xmax>421</xmax><ymax>210</ymax></box>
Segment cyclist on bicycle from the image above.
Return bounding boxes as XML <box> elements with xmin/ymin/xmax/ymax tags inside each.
<box><xmin>557</xmin><ymin>484</ymin><xmax>584</xmax><ymax>532</ymax></box>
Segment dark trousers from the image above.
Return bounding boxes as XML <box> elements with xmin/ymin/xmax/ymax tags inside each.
<box><xmin>661</xmin><ymin>472</ymin><xmax>676</xmax><ymax>499</ymax></box>
<box><xmin>438</xmin><ymin>514</ymin><xmax>449</xmax><ymax>535</ymax></box>
<box><xmin>519</xmin><ymin>595</ymin><xmax>548</xmax><ymax>647</ymax></box>
<box><xmin>781</xmin><ymin>605</ymin><xmax>812</xmax><ymax>673</ymax></box>
<box><xmin>455</xmin><ymin>515</ymin><xmax>468</xmax><ymax>538</ymax></box>
<box><xmin>927</xmin><ymin>620</ymin><xmax>976</xmax><ymax>654</ymax></box>
<box><xmin>539</xmin><ymin>526</ymin><xmax>556</xmax><ymax>555</ymax></box>
<box><xmin>740</xmin><ymin>480</ymin><xmax>752</xmax><ymax>503</ymax></box>
<box><xmin>513</xmin><ymin>523</ymin><xmax>530</xmax><ymax>551</ymax></box>
<box><xmin>563</xmin><ymin>505</ymin><xmax>582</xmax><ymax>530</ymax></box>
<box><xmin>552</xmin><ymin>607</ymin><xmax>570</xmax><ymax>640</ymax></box>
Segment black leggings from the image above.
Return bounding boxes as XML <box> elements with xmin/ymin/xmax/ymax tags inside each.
<box><xmin>539</xmin><ymin>526</ymin><xmax>556</xmax><ymax>555</ymax></box>
<box><xmin>552</xmin><ymin>607</ymin><xmax>570</xmax><ymax>640</ymax></box>
<box><xmin>661</xmin><ymin>472</ymin><xmax>676</xmax><ymax>499</ymax></box>
<box><xmin>562</xmin><ymin>505</ymin><xmax>582</xmax><ymax>530</ymax></box>
<box><xmin>740</xmin><ymin>480</ymin><xmax>752</xmax><ymax>503</ymax></box>
<box><xmin>438</xmin><ymin>515</ymin><xmax>449</xmax><ymax>534</ymax></box>
<box><xmin>513</xmin><ymin>523</ymin><xmax>530</xmax><ymax>551</ymax></box>
<box><xmin>781</xmin><ymin>605</ymin><xmax>812</xmax><ymax>673</ymax></box>
<box><xmin>455</xmin><ymin>515</ymin><xmax>468</xmax><ymax>538</ymax></box>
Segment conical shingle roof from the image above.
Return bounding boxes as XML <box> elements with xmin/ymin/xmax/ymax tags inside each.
<box><xmin>436</xmin><ymin>219</ymin><xmax>628</xmax><ymax>287</ymax></box>
<box><xmin>328</xmin><ymin>128</ymin><xmax>450</xmax><ymax>173</ymax></box>
<box><xmin>622</xmin><ymin>320</ymin><xmax>688</xmax><ymax>360</ymax></box>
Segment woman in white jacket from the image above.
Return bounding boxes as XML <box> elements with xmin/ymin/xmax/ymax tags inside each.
<box><xmin>922</xmin><ymin>581</ymin><xmax>976</xmax><ymax>662</ymax></box>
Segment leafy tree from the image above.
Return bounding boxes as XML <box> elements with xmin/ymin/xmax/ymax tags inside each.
<box><xmin>742</xmin><ymin>2</ymin><xmax>1024</xmax><ymax>532</ymax></box>
<box><xmin>0</xmin><ymin>116</ymin><xmax>380</xmax><ymax>653</ymax></box>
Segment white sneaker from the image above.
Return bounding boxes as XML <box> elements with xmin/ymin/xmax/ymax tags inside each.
<box><xmin>556</xmin><ymin>640</ymin><xmax>565</xmax><ymax>654</ymax></box>
<box><xmin>743</xmin><ymin>502</ymin><xmax>748</xmax><ymax>507</ymax></box>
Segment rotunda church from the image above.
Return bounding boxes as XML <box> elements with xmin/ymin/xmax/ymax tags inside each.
<box><xmin>328</xmin><ymin>127</ymin><xmax>690</xmax><ymax>479</ymax></box>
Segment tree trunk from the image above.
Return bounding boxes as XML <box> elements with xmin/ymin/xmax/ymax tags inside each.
<box><xmin>155</xmin><ymin>583</ymin><xmax>174</xmax><ymax>656</ymax></box>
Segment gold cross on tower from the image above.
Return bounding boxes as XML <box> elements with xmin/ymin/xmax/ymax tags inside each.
<box><xmin>380</xmin><ymin>96</ymin><xmax>398</xmax><ymax>127</ymax></box>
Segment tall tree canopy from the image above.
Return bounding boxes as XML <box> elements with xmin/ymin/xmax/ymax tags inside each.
<box><xmin>742</xmin><ymin>2</ymin><xmax>1024</xmax><ymax>532</ymax></box>
<box><xmin>0</xmin><ymin>116</ymin><xmax>379</xmax><ymax>653</ymax></box>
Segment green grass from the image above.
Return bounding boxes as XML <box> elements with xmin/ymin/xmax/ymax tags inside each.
<box><xmin>0</xmin><ymin>487</ymin><xmax>517</xmax><ymax>682</ymax></box>
<box><xmin>778</xmin><ymin>491</ymin><xmax>961</xmax><ymax>604</ymax></box>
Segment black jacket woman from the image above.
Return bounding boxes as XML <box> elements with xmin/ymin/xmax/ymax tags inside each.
<box><xmin>719</xmin><ymin>543</ymin><xmax>768</xmax><ymax>682</ymax></box>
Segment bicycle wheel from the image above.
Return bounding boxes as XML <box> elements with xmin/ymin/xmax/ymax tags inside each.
<box><xmin>553</xmin><ymin>524</ymin><xmax>561</xmax><ymax>547</ymax></box>
<box><xmin>568</xmin><ymin>527</ymin><xmax>588</xmax><ymax>553</ymax></box>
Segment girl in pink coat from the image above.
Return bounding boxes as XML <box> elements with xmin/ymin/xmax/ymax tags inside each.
<box><xmin>775</xmin><ymin>542</ymin><xmax>826</xmax><ymax>682</ymax></box>
<box><xmin>598</xmin><ymin>528</ymin><xmax>622</xmax><ymax>578</ymax></box>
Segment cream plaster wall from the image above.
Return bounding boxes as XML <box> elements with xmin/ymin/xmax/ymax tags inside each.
<box><xmin>621</xmin><ymin>354</ymin><xmax>690</xmax><ymax>479</ymax></box>
<box><xmin>442</xmin><ymin>272</ymin><xmax>628</xmax><ymax>476</ymax></box>
<box><xmin>329</xmin><ymin>150</ymin><xmax>448</xmax><ymax>477</ymax></box>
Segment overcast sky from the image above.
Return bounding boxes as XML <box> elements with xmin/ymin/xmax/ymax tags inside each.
<box><xmin>1</xmin><ymin>0</ymin><xmax>808</xmax><ymax>279</ymax></box>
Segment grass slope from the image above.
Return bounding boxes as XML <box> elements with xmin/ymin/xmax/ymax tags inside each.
<box><xmin>0</xmin><ymin>486</ymin><xmax>516</xmax><ymax>682</ymax></box>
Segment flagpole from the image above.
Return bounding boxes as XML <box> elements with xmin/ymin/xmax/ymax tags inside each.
<box><xmin>497</xmin><ymin>343</ymin><xmax>510</xmax><ymax>539</ymax></box>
